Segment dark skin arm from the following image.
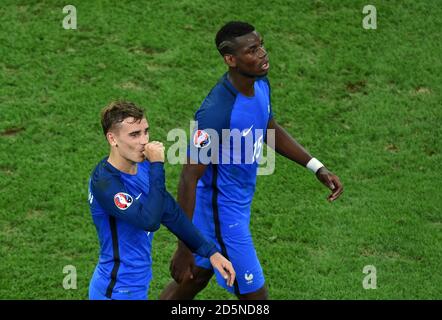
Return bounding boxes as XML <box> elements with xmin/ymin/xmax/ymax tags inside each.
<box><xmin>169</xmin><ymin>161</ymin><xmax>208</xmax><ymax>283</ymax></box>
<box><xmin>267</xmin><ymin>118</ymin><xmax>343</xmax><ymax>202</ymax></box>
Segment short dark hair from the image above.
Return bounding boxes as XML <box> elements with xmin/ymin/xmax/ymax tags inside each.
<box><xmin>100</xmin><ymin>101</ymin><xmax>144</xmax><ymax>136</ymax></box>
<box><xmin>215</xmin><ymin>21</ymin><xmax>255</xmax><ymax>56</ymax></box>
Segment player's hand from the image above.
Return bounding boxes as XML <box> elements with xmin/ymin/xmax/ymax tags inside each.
<box><xmin>316</xmin><ymin>167</ymin><xmax>343</xmax><ymax>202</ymax></box>
<box><xmin>170</xmin><ymin>244</ymin><xmax>195</xmax><ymax>283</ymax></box>
<box><xmin>209</xmin><ymin>252</ymin><xmax>236</xmax><ymax>287</ymax></box>
<box><xmin>143</xmin><ymin>141</ymin><xmax>165</xmax><ymax>163</ymax></box>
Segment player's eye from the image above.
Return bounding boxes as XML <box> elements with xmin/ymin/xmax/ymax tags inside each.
<box><xmin>249</xmin><ymin>42</ymin><xmax>264</xmax><ymax>55</ymax></box>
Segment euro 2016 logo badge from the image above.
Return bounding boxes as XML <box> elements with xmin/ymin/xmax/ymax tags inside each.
<box><xmin>193</xmin><ymin>130</ymin><xmax>211</xmax><ymax>148</ymax></box>
<box><xmin>114</xmin><ymin>192</ymin><xmax>133</xmax><ymax>210</ymax></box>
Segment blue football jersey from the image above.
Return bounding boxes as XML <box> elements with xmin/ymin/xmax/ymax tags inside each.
<box><xmin>88</xmin><ymin>158</ymin><xmax>218</xmax><ymax>299</ymax></box>
<box><xmin>190</xmin><ymin>73</ymin><xmax>273</xmax><ymax>236</ymax></box>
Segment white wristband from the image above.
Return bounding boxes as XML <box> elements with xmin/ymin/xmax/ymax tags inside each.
<box><xmin>306</xmin><ymin>157</ymin><xmax>324</xmax><ymax>173</ymax></box>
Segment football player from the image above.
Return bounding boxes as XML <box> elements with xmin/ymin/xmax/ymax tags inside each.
<box><xmin>88</xmin><ymin>101</ymin><xmax>235</xmax><ymax>300</ymax></box>
<box><xmin>160</xmin><ymin>21</ymin><xmax>343</xmax><ymax>300</ymax></box>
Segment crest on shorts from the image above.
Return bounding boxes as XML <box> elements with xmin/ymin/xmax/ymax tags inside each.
<box><xmin>114</xmin><ymin>192</ymin><xmax>133</xmax><ymax>210</ymax></box>
<box><xmin>245</xmin><ymin>271</ymin><xmax>254</xmax><ymax>284</ymax></box>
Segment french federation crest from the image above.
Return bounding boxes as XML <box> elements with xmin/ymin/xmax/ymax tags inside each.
<box><xmin>193</xmin><ymin>129</ymin><xmax>211</xmax><ymax>148</ymax></box>
<box><xmin>114</xmin><ymin>192</ymin><xmax>133</xmax><ymax>210</ymax></box>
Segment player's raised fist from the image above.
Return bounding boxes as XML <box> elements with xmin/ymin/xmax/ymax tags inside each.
<box><xmin>144</xmin><ymin>141</ymin><xmax>165</xmax><ymax>163</ymax></box>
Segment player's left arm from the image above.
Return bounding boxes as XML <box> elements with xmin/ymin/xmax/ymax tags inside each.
<box><xmin>160</xmin><ymin>192</ymin><xmax>235</xmax><ymax>286</ymax></box>
<box><xmin>160</xmin><ymin>191</ymin><xmax>216</xmax><ymax>257</ymax></box>
<box><xmin>267</xmin><ymin>118</ymin><xmax>343</xmax><ymax>202</ymax></box>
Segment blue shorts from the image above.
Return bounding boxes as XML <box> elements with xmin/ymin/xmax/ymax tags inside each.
<box><xmin>89</xmin><ymin>267</ymin><xmax>149</xmax><ymax>300</ymax></box>
<box><xmin>194</xmin><ymin>229</ymin><xmax>265</xmax><ymax>295</ymax></box>
<box><xmin>89</xmin><ymin>282</ymin><xmax>111</xmax><ymax>300</ymax></box>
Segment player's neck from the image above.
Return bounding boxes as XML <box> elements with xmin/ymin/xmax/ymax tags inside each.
<box><xmin>108</xmin><ymin>151</ymin><xmax>138</xmax><ymax>175</ymax></box>
<box><xmin>227</xmin><ymin>70</ymin><xmax>255</xmax><ymax>97</ymax></box>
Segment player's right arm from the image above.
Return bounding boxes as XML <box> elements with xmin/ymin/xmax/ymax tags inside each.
<box><xmin>90</xmin><ymin>142</ymin><xmax>166</xmax><ymax>231</ymax></box>
<box><xmin>169</xmin><ymin>161</ymin><xmax>207</xmax><ymax>283</ymax></box>
<box><xmin>169</xmin><ymin>90</ymin><xmax>225</xmax><ymax>283</ymax></box>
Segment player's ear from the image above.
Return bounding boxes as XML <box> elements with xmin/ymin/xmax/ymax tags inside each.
<box><xmin>107</xmin><ymin>132</ymin><xmax>118</xmax><ymax>147</ymax></box>
<box><xmin>223</xmin><ymin>54</ymin><xmax>236</xmax><ymax>68</ymax></box>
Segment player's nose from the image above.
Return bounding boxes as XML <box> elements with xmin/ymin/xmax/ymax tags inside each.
<box><xmin>141</xmin><ymin>133</ymin><xmax>149</xmax><ymax>145</ymax></box>
<box><xmin>258</xmin><ymin>46</ymin><xmax>267</xmax><ymax>58</ymax></box>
